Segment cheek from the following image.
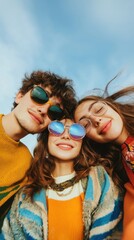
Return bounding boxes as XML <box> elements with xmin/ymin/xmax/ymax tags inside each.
<box><xmin>74</xmin><ymin>142</ymin><xmax>82</xmax><ymax>155</ymax></box>
<box><xmin>116</xmin><ymin>114</ymin><xmax>123</xmax><ymax>124</ymax></box>
<box><xmin>48</xmin><ymin>136</ymin><xmax>54</xmax><ymax>153</ymax></box>
<box><xmin>44</xmin><ymin>117</ymin><xmax>51</xmax><ymax>126</ymax></box>
<box><xmin>77</xmin><ymin>142</ymin><xmax>82</xmax><ymax>151</ymax></box>
<box><xmin>112</xmin><ymin>115</ymin><xmax>124</xmax><ymax>133</ymax></box>
<box><xmin>111</xmin><ymin>109</ymin><xmax>124</xmax><ymax>127</ymax></box>
<box><xmin>86</xmin><ymin>128</ymin><xmax>97</xmax><ymax>140</ymax></box>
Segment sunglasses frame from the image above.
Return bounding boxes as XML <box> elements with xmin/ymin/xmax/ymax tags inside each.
<box><xmin>90</xmin><ymin>101</ymin><xmax>108</xmax><ymax>116</ymax></box>
<box><xmin>48</xmin><ymin>121</ymin><xmax>86</xmax><ymax>140</ymax></box>
<box><xmin>79</xmin><ymin>101</ymin><xmax>108</xmax><ymax>133</ymax></box>
<box><xmin>30</xmin><ymin>86</ymin><xmax>65</xmax><ymax>120</ymax></box>
<box><xmin>30</xmin><ymin>85</ymin><xmax>49</xmax><ymax>104</ymax></box>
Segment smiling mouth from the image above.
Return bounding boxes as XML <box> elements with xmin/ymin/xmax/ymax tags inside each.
<box><xmin>57</xmin><ymin>143</ymin><xmax>73</xmax><ymax>150</ymax></box>
<box><xmin>100</xmin><ymin>120</ymin><xmax>112</xmax><ymax>134</ymax></box>
<box><xmin>28</xmin><ymin>109</ymin><xmax>43</xmax><ymax>124</ymax></box>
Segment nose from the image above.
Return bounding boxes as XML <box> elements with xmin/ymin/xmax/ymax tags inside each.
<box><xmin>37</xmin><ymin>100</ymin><xmax>52</xmax><ymax>114</ymax></box>
<box><xmin>61</xmin><ymin>127</ymin><xmax>70</xmax><ymax>139</ymax></box>
<box><xmin>90</xmin><ymin>115</ymin><xmax>102</xmax><ymax>127</ymax></box>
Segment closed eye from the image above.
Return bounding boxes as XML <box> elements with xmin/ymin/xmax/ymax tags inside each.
<box><xmin>95</xmin><ymin>107</ymin><xmax>104</xmax><ymax>113</ymax></box>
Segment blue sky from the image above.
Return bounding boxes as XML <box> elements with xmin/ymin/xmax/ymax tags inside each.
<box><xmin>1</xmin><ymin>0</ymin><xmax>134</xmax><ymax>153</ymax></box>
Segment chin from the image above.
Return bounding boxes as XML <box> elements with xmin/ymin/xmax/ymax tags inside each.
<box><xmin>56</xmin><ymin>155</ymin><xmax>74</xmax><ymax>161</ymax></box>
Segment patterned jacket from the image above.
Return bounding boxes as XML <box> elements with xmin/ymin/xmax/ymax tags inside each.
<box><xmin>1</xmin><ymin>166</ymin><xmax>123</xmax><ymax>240</ymax></box>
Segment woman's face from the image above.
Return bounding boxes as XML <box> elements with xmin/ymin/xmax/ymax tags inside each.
<box><xmin>48</xmin><ymin>119</ymin><xmax>83</xmax><ymax>161</ymax></box>
<box><xmin>75</xmin><ymin>100</ymin><xmax>126</xmax><ymax>144</ymax></box>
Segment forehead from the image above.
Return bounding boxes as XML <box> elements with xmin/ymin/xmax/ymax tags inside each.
<box><xmin>60</xmin><ymin>118</ymin><xmax>74</xmax><ymax>125</ymax></box>
<box><xmin>76</xmin><ymin>100</ymin><xmax>95</xmax><ymax>112</ymax></box>
<box><xmin>75</xmin><ymin>100</ymin><xmax>97</xmax><ymax>120</ymax></box>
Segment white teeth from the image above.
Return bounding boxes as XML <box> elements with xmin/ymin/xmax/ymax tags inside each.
<box><xmin>60</xmin><ymin>145</ymin><xmax>70</xmax><ymax>147</ymax></box>
<box><xmin>57</xmin><ymin>144</ymin><xmax>72</xmax><ymax>149</ymax></box>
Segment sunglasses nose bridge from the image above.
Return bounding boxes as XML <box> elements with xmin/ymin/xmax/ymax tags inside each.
<box><xmin>61</xmin><ymin>126</ymin><xmax>70</xmax><ymax>139</ymax></box>
<box><xmin>36</xmin><ymin>100</ymin><xmax>52</xmax><ymax>113</ymax></box>
<box><xmin>47</xmin><ymin>100</ymin><xmax>53</xmax><ymax>106</ymax></box>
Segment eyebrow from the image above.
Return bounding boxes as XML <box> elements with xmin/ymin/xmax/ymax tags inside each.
<box><xmin>79</xmin><ymin>101</ymin><xmax>98</xmax><ymax>121</ymax></box>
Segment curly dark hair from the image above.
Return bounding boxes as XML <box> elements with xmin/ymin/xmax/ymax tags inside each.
<box><xmin>12</xmin><ymin>70</ymin><xmax>77</xmax><ymax>118</ymax></box>
<box><xmin>75</xmin><ymin>84</ymin><xmax>134</xmax><ymax>190</ymax></box>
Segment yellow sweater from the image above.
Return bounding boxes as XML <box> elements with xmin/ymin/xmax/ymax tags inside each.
<box><xmin>0</xmin><ymin>114</ymin><xmax>32</xmax><ymax>206</ymax></box>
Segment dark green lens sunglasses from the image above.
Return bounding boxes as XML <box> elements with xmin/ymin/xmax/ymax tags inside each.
<box><xmin>30</xmin><ymin>86</ymin><xmax>64</xmax><ymax>120</ymax></box>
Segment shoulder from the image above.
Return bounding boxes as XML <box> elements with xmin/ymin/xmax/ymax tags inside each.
<box><xmin>16</xmin><ymin>142</ymin><xmax>32</xmax><ymax>167</ymax></box>
<box><xmin>88</xmin><ymin>165</ymin><xmax>109</xmax><ymax>181</ymax></box>
<box><xmin>121</xmin><ymin>136</ymin><xmax>134</xmax><ymax>150</ymax></box>
<box><xmin>86</xmin><ymin>165</ymin><xmax>119</xmax><ymax>195</ymax></box>
<box><xmin>84</xmin><ymin>166</ymin><xmax>121</xmax><ymax>208</ymax></box>
<box><xmin>12</xmin><ymin>188</ymin><xmax>29</xmax><ymax>206</ymax></box>
<box><xmin>13</xmin><ymin>188</ymin><xmax>47</xmax><ymax>211</ymax></box>
<box><xmin>9</xmin><ymin>188</ymin><xmax>45</xmax><ymax>221</ymax></box>
<box><xmin>19</xmin><ymin>141</ymin><xmax>32</xmax><ymax>156</ymax></box>
<box><xmin>3</xmin><ymin>189</ymin><xmax>45</xmax><ymax>239</ymax></box>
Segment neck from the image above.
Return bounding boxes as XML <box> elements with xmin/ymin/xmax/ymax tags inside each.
<box><xmin>52</xmin><ymin>160</ymin><xmax>74</xmax><ymax>178</ymax></box>
<box><xmin>2</xmin><ymin>113</ymin><xmax>28</xmax><ymax>141</ymax></box>
<box><xmin>115</xmin><ymin>127</ymin><xmax>129</xmax><ymax>145</ymax></box>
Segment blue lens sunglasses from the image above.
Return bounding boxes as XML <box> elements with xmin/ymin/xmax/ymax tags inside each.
<box><xmin>48</xmin><ymin>121</ymin><xmax>86</xmax><ymax>140</ymax></box>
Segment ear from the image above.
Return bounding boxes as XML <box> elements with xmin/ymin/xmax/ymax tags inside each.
<box><xmin>15</xmin><ymin>92</ymin><xmax>24</xmax><ymax>104</ymax></box>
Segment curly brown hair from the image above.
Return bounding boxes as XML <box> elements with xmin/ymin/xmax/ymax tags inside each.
<box><xmin>75</xmin><ymin>85</ymin><xmax>134</xmax><ymax>190</ymax></box>
<box><xmin>12</xmin><ymin>70</ymin><xmax>77</xmax><ymax>118</ymax></box>
<box><xmin>25</xmin><ymin>122</ymin><xmax>101</xmax><ymax>199</ymax></box>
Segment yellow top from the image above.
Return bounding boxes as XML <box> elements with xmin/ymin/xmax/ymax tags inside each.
<box><xmin>0</xmin><ymin>114</ymin><xmax>32</xmax><ymax>206</ymax></box>
<box><xmin>46</xmin><ymin>172</ymin><xmax>84</xmax><ymax>240</ymax></box>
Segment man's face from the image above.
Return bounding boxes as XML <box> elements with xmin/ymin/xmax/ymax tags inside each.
<box><xmin>13</xmin><ymin>86</ymin><xmax>62</xmax><ymax>135</ymax></box>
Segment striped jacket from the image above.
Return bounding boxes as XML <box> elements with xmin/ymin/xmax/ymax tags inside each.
<box><xmin>1</xmin><ymin>166</ymin><xmax>123</xmax><ymax>240</ymax></box>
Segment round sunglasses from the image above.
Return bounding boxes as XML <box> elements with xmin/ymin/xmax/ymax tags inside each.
<box><xmin>30</xmin><ymin>86</ymin><xmax>64</xmax><ymax>120</ymax></box>
<box><xmin>48</xmin><ymin>121</ymin><xmax>86</xmax><ymax>140</ymax></box>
